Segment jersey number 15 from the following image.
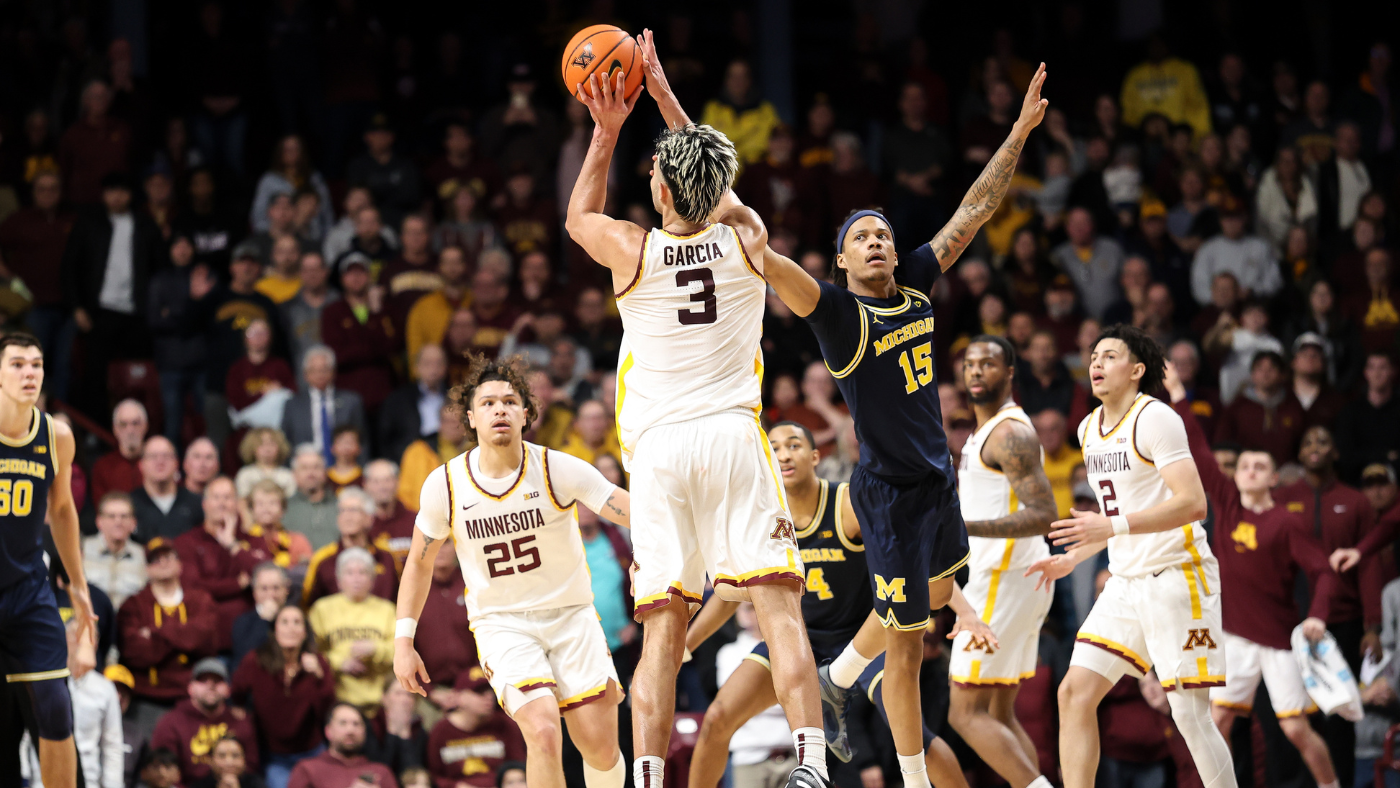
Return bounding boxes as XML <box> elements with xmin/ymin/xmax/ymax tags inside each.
<box><xmin>897</xmin><ymin>342</ymin><xmax>934</xmax><ymax>394</ymax></box>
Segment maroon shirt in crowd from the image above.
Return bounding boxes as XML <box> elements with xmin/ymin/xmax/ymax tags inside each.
<box><xmin>415</xmin><ymin>573</ymin><xmax>477</xmax><ymax>686</ymax></box>
<box><xmin>1353</xmin><ymin>500</ymin><xmax>1400</xmax><ymax>558</ymax></box>
<box><xmin>1213</xmin><ymin>392</ymin><xmax>1307</xmax><ymax>467</ymax></box>
<box><xmin>288</xmin><ymin>750</ymin><xmax>399</xmax><ymax>788</ymax></box>
<box><xmin>1178</xmin><ymin>400</ymin><xmax>1337</xmax><ymax>649</ymax></box>
<box><xmin>57</xmin><ymin>116</ymin><xmax>131</xmax><ymax>204</ymax></box>
<box><xmin>1098</xmin><ymin>676</ymin><xmax>1171</xmax><ymax>764</ymax></box>
<box><xmin>1275</xmin><ymin>478</ymin><xmax>1379</xmax><ymax>626</ymax></box>
<box><xmin>370</xmin><ymin>501</ymin><xmax>417</xmax><ymax>568</ymax></box>
<box><xmin>118</xmin><ymin>586</ymin><xmax>220</xmax><ymax>701</ymax></box>
<box><xmin>173</xmin><ymin>527</ymin><xmax>261</xmax><ymax>651</ymax></box>
<box><xmin>302</xmin><ymin>540</ymin><xmax>399</xmax><ymax>608</ymax></box>
<box><xmin>320</xmin><ymin>299</ymin><xmax>399</xmax><ymax>413</ymax></box>
<box><xmin>150</xmin><ymin>698</ymin><xmax>260</xmax><ymax>783</ymax></box>
<box><xmin>224</xmin><ymin>356</ymin><xmax>297</xmax><ymax>411</ymax></box>
<box><xmin>231</xmin><ymin>650</ymin><xmax>337</xmax><ymax>755</ymax></box>
<box><xmin>0</xmin><ymin>206</ymin><xmax>74</xmax><ymax>307</ymax></box>
<box><xmin>90</xmin><ymin>452</ymin><xmax>142</xmax><ymax>507</ymax></box>
<box><xmin>426</xmin><ymin>712</ymin><xmax>526</xmax><ymax>788</ymax></box>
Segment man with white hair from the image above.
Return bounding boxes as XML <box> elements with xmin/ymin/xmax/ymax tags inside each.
<box><xmin>303</xmin><ymin>486</ymin><xmax>398</xmax><ymax>607</ymax></box>
<box><xmin>309</xmin><ymin>546</ymin><xmax>397</xmax><ymax>710</ymax></box>
<box><xmin>91</xmin><ymin>399</ymin><xmax>147</xmax><ymax>503</ymax></box>
<box><xmin>280</xmin><ymin>345</ymin><xmax>367</xmax><ymax>465</ymax></box>
<box><xmin>284</xmin><ymin>444</ymin><xmax>339</xmax><ymax>549</ymax></box>
<box><xmin>365</xmin><ymin>460</ymin><xmax>415</xmax><ymax>566</ymax></box>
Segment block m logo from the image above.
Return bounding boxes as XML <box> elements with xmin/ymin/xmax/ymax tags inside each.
<box><xmin>874</xmin><ymin>574</ymin><xmax>907</xmax><ymax>603</ymax></box>
<box><xmin>1182</xmin><ymin>628</ymin><xmax>1218</xmax><ymax>651</ymax></box>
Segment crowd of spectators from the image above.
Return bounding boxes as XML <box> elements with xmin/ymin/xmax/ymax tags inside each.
<box><xmin>1</xmin><ymin>3</ymin><xmax>1398</xmax><ymax>788</ymax></box>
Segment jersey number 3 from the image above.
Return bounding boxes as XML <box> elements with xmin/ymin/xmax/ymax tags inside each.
<box><xmin>676</xmin><ymin>269</ymin><xmax>717</xmax><ymax>325</ymax></box>
<box><xmin>897</xmin><ymin>342</ymin><xmax>934</xmax><ymax>394</ymax></box>
<box><xmin>485</xmin><ymin>536</ymin><xmax>542</xmax><ymax>578</ymax></box>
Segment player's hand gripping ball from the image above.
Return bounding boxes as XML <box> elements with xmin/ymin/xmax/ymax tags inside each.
<box><xmin>562</xmin><ymin>25</ymin><xmax>644</xmax><ymax>102</ymax></box>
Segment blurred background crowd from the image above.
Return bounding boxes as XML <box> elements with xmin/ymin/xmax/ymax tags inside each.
<box><xmin>1</xmin><ymin>0</ymin><xmax>1399</xmax><ymax>787</ymax></box>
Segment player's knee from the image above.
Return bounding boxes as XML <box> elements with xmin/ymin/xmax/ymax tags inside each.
<box><xmin>698</xmin><ymin>703</ymin><xmax>737</xmax><ymax>743</ymax></box>
<box><xmin>1056</xmin><ymin>675</ymin><xmax>1093</xmax><ymax>715</ymax></box>
<box><xmin>518</xmin><ymin>711</ymin><xmax>564</xmax><ymax>756</ymax></box>
<box><xmin>26</xmin><ymin>678</ymin><xmax>73</xmax><ymax>741</ymax></box>
<box><xmin>1278</xmin><ymin>718</ymin><xmax>1318</xmax><ymax>750</ymax></box>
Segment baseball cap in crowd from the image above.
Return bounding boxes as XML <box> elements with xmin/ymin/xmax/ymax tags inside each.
<box><xmin>1139</xmin><ymin>198</ymin><xmax>1167</xmax><ymax>220</ymax></box>
<box><xmin>1048</xmin><ymin>273</ymin><xmax>1075</xmax><ymax>292</ymax></box>
<box><xmin>454</xmin><ymin>665</ymin><xmax>492</xmax><ymax>693</ymax></box>
<box><xmin>1292</xmin><ymin>332</ymin><xmax>1327</xmax><ymax>354</ymax></box>
<box><xmin>104</xmin><ymin>664</ymin><xmax>135</xmax><ymax>690</ymax></box>
<box><xmin>192</xmin><ymin>657</ymin><xmax>230</xmax><ymax>683</ymax></box>
<box><xmin>145</xmin><ymin>537</ymin><xmax>176</xmax><ymax>563</ymax></box>
<box><xmin>231</xmin><ymin>240</ymin><xmax>262</xmax><ymax>263</ymax></box>
<box><xmin>1361</xmin><ymin>463</ymin><xmax>1397</xmax><ymax>487</ymax></box>
<box><xmin>338</xmin><ymin>251</ymin><xmax>372</xmax><ymax>276</ymax></box>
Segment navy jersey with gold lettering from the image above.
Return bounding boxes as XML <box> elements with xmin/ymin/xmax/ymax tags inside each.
<box><xmin>802</xmin><ymin>243</ymin><xmax>951</xmax><ymax>484</ymax></box>
<box><xmin>798</xmin><ymin>480</ymin><xmax>870</xmax><ymax>645</ymax></box>
<box><xmin>0</xmin><ymin>408</ymin><xmax>56</xmax><ymax>588</ymax></box>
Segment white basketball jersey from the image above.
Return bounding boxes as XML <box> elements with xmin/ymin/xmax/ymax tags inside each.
<box><xmin>614</xmin><ymin>224</ymin><xmax>765</xmax><ymax>466</ymax></box>
<box><xmin>958</xmin><ymin>403</ymin><xmax>1049</xmax><ymax>572</ymax></box>
<box><xmin>1077</xmin><ymin>394</ymin><xmax>1215</xmax><ymax>578</ymax></box>
<box><xmin>441</xmin><ymin>444</ymin><xmax>597</xmax><ymax>620</ymax></box>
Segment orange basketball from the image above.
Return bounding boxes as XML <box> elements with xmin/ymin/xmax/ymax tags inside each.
<box><xmin>562</xmin><ymin>25</ymin><xmax>643</xmax><ymax>102</ymax></box>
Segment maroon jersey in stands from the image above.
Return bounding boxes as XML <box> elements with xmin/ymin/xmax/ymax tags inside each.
<box><xmin>370</xmin><ymin>501</ymin><xmax>417</xmax><ymax>567</ymax></box>
<box><xmin>416</xmin><ymin>573</ymin><xmax>477</xmax><ymax>686</ymax></box>
<box><xmin>302</xmin><ymin>539</ymin><xmax>399</xmax><ymax>608</ymax></box>
<box><xmin>1177</xmin><ymin>400</ymin><xmax>1336</xmax><ymax>649</ymax></box>
<box><xmin>173</xmin><ymin>526</ymin><xmax>261</xmax><ymax>651</ymax></box>
<box><xmin>231</xmin><ymin>650</ymin><xmax>337</xmax><ymax>755</ymax></box>
<box><xmin>1276</xmin><ymin>477</ymin><xmax>1378</xmax><ymax>625</ymax></box>
<box><xmin>288</xmin><ymin>750</ymin><xmax>399</xmax><ymax>788</ymax></box>
<box><xmin>150</xmin><ymin>699</ymin><xmax>260</xmax><ymax>783</ymax></box>
<box><xmin>117</xmin><ymin>586</ymin><xmax>220</xmax><ymax>701</ymax></box>
<box><xmin>426</xmin><ymin>712</ymin><xmax>526</xmax><ymax>788</ymax></box>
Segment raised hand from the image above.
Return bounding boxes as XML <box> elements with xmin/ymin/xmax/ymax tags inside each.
<box><xmin>635</xmin><ymin>28</ymin><xmax>687</xmax><ymax>129</ymax></box>
<box><xmin>1024</xmin><ymin>553</ymin><xmax>1074</xmax><ymax>592</ymax></box>
<box><xmin>577</xmin><ymin>69</ymin><xmax>643</xmax><ymax>137</ymax></box>
<box><xmin>1163</xmin><ymin>360</ymin><xmax>1187</xmax><ymax>403</ymax></box>
<box><xmin>1016</xmin><ymin>63</ymin><xmax>1049</xmax><ymax>131</ymax></box>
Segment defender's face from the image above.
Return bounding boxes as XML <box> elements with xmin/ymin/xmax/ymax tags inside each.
<box><xmin>468</xmin><ymin>380</ymin><xmax>527</xmax><ymax>447</ymax></box>
<box><xmin>964</xmin><ymin>342</ymin><xmax>1011</xmax><ymax>405</ymax></box>
<box><xmin>836</xmin><ymin>216</ymin><xmax>897</xmax><ymax>287</ymax></box>
<box><xmin>0</xmin><ymin>346</ymin><xmax>43</xmax><ymax>404</ymax></box>
<box><xmin>1089</xmin><ymin>338</ymin><xmax>1143</xmax><ymax>399</ymax></box>
<box><xmin>769</xmin><ymin>424</ymin><xmax>818</xmax><ymax>489</ymax></box>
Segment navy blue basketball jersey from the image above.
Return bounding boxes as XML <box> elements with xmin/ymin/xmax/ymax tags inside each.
<box><xmin>799</xmin><ymin>480</ymin><xmax>871</xmax><ymax>643</ymax></box>
<box><xmin>803</xmin><ymin>242</ymin><xmax>952</xmax><ymax>483</ymax></box>
<box><xmin>0</xmin><ymin>408</ymin><xmax>56</xmax><ymax>588</ymax></box>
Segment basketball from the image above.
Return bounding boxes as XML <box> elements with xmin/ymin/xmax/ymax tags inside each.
<box><xmin>561</xmin><ymin>25</ymin><xmax>643</xmax><ymax>102</ymax></box>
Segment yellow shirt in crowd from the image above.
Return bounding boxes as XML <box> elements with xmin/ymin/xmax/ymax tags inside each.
<box><xmin>308</xmin><ymin>592</ymin><xmax>396</xmax><ymax>712</ymax></box>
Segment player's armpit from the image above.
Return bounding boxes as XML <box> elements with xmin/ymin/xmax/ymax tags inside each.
<box><xmin>761</xmin><ymin>247</ymin><xmax>821</xmax><ymax>318</ymax></box>
<box><xmin>599</xmin><ymin>488</ymin><xmax>631</xmax><ymax>528</ymax></box>
<box><xmin>564</xmin><ymin>212</ymin><xmax>648</xmax><ymax>285</ymax></box>
<box><xmin>965</xmin><ymin>421</ymin><xmax>1057</xmax><ymax>538</ymax></box>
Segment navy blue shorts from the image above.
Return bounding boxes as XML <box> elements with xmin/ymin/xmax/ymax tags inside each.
<box><xmin>0</xmin><ymin>566</ymin><xmax>69</xmax><ymax>681</ymax></box>
<box><xmin>849</xmin><ymin>466</ymin><xmax>969</xmax><ymax>631</ymax></box>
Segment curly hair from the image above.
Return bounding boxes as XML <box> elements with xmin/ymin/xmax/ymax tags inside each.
<box><xmin>446</xmin><ymin>353</ymin><xmax>539</xmax><ymax>443</ymax></box>
<box><xmin>1093</xmin><ymin>323</ymin><xmax>1167</xmax><ymax>396</ymax></box>
<box><xmin>238</xmin><ymin>427</ymin><xmax>291</xmax><ymax>466</ymax></box>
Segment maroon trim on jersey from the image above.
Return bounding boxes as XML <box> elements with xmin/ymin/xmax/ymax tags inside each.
<box><xmin>541</xmin><ymin>450</ymin><xmax>574</xmax><ymax>510</ymax></box>
<box><xmin>558</xmin><ymin>684</ymin><xmax>611</xmax><ymax>712</ymax></box>
<box><xmin>1075</xmin><ymin>636</ymin><xmax>1150</xmax><ymax>673</ymax></box>
<box><xmin>1174</xmin><ymin>677</ymin><xmax>1225</xmax><ymax>691</ymax></box>
<box><xmin>1132</xmin><ymin>399</ymin><xmax>1159</xmax><ymax>466</ymax></box>
<box><xmin>515</xmin><ymin>679</ymin><xmax>557</xmax><ymax>693</ymax></box>
<box><xmin>615</xmin><ymin>231</ymin><xmax>648</xmax><ymax>299</ymax></box>
<box><xmin>713</xmin><ymin>570</ymin><xmax>805</xmax><ymax>590</ymax></box>
<box><xmin>466</xmin><ymin>447</ymin><xmax>528</xmax><ymax>501</ymax></box>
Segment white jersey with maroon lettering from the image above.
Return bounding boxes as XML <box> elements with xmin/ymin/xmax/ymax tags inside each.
<box><xmin>613</xmin><ymin>223</ymin><xmax>766</xmax><ymax>466</ymax></box>
<box><xmin>415</xmin><ymin>442</ymin><xmax>617</xmax><ymax>620</ymax></box>
<box><xmin>958</xmin><ymin>401</ymin><xmax>1049</xmax><ymax>572</ymax></box>
<box><xmin>1077</xmin><ymin>393</ymin><xmax>1215</xmax><ymax>578</ymax></box>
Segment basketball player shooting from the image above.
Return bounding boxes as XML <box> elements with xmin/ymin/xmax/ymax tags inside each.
<box><xmin>565</xmin><ymin>30</ymin><xmax>832</xmax><ymax>788</ymax></box>
<box><xmin>0</xmin><ymin>333</ymin><xmax>97</xmax><ymax>788</ymax></box>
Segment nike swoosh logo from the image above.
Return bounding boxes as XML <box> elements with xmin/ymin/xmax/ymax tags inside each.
<box><xmin>462</xmin><ymin>503</ymin><xmax>479</xmax><ymax>512</ymax></box>
<box><xmin>1152</xmin><ymin>569</ymin><xmax>1167</xmax><ymax>577</ymax></box>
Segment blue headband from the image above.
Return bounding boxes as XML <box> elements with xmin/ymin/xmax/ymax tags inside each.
<box><xmin>835</xmin><ymin>210</ymin><xmax>894</xmax><ymax>252</ymax></box>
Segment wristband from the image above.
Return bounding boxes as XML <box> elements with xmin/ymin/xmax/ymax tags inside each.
<box><xmin>395</xmin><ymin>618</ymin><xmax>418</xmax><ymax>640</ymax></box>
<box><xmin>1110</xmin><ymin>515</ymin><xmax>1130</xmax><ymax>536</ymax></box>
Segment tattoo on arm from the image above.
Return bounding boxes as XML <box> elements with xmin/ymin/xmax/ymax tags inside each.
<box><xmin>419</xmin><ymin>535</ymin><xmax>437</xmax><ymax>560</ymax></box>
<box><xmin>930</xmin><ymin>135</ymin><xmax>1026</xmax><ymax>270</ymax></box>
<box><xmin>964</xmin><ymin>423</ymin><xmax>1058</xmax><ymax>539</ymax></box>
<box><xmin>605</xmin><ymin>500</ymin><xmax>626</xmax><ymax>519</ymax></box>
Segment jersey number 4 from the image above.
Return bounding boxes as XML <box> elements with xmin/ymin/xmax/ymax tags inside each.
<box><xmin>675</xmin><ymin>269</ymin><xmax>717</xmax><ymax>325</ymax></box>
<box><xmin>897</xmin><ymin>342</ymin><xmax>934</xmax><ymax>394</ymax></box>
<box><xmin>484</xmin><ymin>536</ymin><xmax>542</xmax><ymax>578</ymax></box>
<box><xmin>805</xmin><ymin>567</ymin><xmax>834</xmax><ymax>600</ymax></box>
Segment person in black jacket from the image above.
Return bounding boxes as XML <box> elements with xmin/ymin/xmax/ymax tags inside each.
<box><xmin>148</xmin><ymin>233</ymin><xmax>208</xmax><ymax>443</ymax></box>
<box><xmin>376</xmin><ymin>343</ymin><xmax>447</xmax><ymax>462</ymax></box>
<box><xmin>61</xmin><ymin>172</ymin><xmax>164</xmax><ymax>418</ymax></box>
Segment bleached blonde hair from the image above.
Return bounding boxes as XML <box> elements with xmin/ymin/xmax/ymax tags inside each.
<box><xmin>654</xmin><ymin>124</ymin><xmax>739</xmax><ymax>224</ymax></box>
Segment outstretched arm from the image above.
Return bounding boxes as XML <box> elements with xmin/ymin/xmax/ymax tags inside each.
<box><xmin>638</xmin><ymin>29</ymin><xmax>690</xmax><ymax>131</ymax></box>
<box><xmin>964</xmin><ymin>419</ymin><xmax>1058</xmax><ymax>538</ymax></box>
<box><xmin>564</xmin><ymin>71</ymin><xmax>648</xmax><ymax>279</ymax></box>
<box><xmin>928</xmin><ymin>63</ymin><xmax>1049</xmax><ymax>272</ymax></box>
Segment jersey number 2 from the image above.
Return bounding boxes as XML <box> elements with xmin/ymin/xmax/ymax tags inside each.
<box><xmin>1098</xmin><ymin>480</ymin><xmax>1120</xmax><ymax>516</ymax></box>
<box><xmin>675</xmin><ymin>269</ymin><xmax>717</xmax><ymax>325</ymax></box>
<box><xmin>484</xmin><ymin>536</ymin><xmax>542</xmax><ymax>578</ymax></box>
<box><xmin>897</xmin><ymin>342</ymin><xmax>934</xmax><ymax>394</ymax></box>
